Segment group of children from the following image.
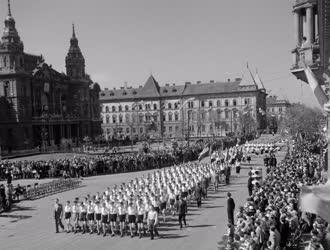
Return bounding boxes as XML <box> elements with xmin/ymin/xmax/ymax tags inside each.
<box><xmin>59</xmin><ymin>162</ymin><xmax>223</xmax><ymax>239</ymax></box>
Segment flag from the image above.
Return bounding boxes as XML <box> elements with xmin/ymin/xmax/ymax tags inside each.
<box><xmin>304</xmin><ymin>66</ymin><xmax>329</xmax><ymax>107</ymax></box>
<box><xmin>300</xmin><ymin>180</ymin><xmax>330</xmax><ymax>223</ymax></box>
<box><xmin>198</xmin><ymin>146</ymin><xmax>210</xmax><ymax>161</ymax></box>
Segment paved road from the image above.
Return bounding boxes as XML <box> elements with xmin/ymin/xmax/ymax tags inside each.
<box><xmin>0</xmin><ymin>151</ymin><xmax>286</xmax><ymax>250</ymax></box>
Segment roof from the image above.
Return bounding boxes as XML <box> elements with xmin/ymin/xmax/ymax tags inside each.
<box><xmin>266</xmin><ymin>96</ymin><xmax>291</xmax><ymax>106</ymax></box>
<box><xmin>100</xmin><ymin>76</ymin><xmax>262</xmax><ymax>102</ymax></box>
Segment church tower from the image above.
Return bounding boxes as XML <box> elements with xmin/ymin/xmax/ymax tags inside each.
<box><xmin>65</xmin><ymin>24</ymin><xmax>85</xmax><ymax>80</ymax></box>
<box><xmin>0</xmin><ymin>0</ymin><xmax>25</xmax><ymax>73</ymax></box>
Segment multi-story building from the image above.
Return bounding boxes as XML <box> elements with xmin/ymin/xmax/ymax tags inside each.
<box><xmin>0</xmin><ymin>2</ymin><xmax>101</xmax><ymax>150</ymax></box>
<box><xmin>100</xmin><ymin>74</ymin><xmax>267</xmax><ymax>141</ymax></box>
<box><xmin>266</xmin><ymin>96</ymin><xmax>291</xmax><ymax>116</ymax></box>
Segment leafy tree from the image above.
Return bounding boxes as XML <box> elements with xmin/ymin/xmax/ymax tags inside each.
<box><xmin>278</xmin><ymin>103</ymin><xmax>323</xmax><ymax>137</ymax></box>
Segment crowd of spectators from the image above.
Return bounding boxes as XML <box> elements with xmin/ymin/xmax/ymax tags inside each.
<box><xmin>226</xmin><ymin>137</ymin><xmax>329</xmax><ymax>250</ymax></box>
<box><xmin>0</xmin><ymin>144</ymin><xmax>203</xmax><ymax>181</ymax></box>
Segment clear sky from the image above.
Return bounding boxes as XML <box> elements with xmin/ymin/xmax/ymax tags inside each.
<box><xmin>0</xmin><ymin>0</ymin><xmax>320</xmax><ymax>107</ymax></box>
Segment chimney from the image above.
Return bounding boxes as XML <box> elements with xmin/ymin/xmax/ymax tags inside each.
<box><xmin>196</xmin><ymin>81</ymin><xmax>201</xmax><ymax>84</ymax></box>
<box><xmin>210</xmin><ymin>80</ymin><xmax>215</xmax><ymax>83</ymax></box>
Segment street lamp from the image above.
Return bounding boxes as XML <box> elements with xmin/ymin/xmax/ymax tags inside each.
<box><xmin>179</xmin><ymin>97</ymin><xmax>195</xmax><ymax>146</ymax></box>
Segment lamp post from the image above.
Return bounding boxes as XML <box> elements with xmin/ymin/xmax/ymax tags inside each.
<box><xmin>179</xmin><ymin>97</ymin><xmax>195</xmax><ymax>146</ymax></box>
<box><xmin>41</xmin><ymin>107</ymin><xmax>50</xmax><ymax>152</ymax></box>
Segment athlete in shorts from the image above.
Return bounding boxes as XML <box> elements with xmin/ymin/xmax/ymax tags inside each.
<box><xmin>64</xmin><ymin>201</ymin><xmax>72</xmax><ymax>233</ymax></box>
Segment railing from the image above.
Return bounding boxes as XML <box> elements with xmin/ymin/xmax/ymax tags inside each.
<box><xmin>23</xmin><ymin>179</ymin><xmax>82</xmax><ymax>200</ymax></box>
<box><xmin>291</xmin><ymin>44</ymin><xmax>321</xmax><ymax>70</ymax></box>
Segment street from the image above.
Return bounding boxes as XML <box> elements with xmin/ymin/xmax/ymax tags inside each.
<box><xmin>0</xmin><ymin>149</ymin><xmax>286</xmax><ymax>250</ymax></box>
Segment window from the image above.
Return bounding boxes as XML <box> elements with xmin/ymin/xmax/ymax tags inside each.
<box><xmin>140</xmin><ymin>127</ymin><xmax>143</xmax><ymax>134</ymax></box>
<box><xmin>174</xmin><ymin>112</ymin><xmax>179</xmax><ymax>121</ymax></box>
<box><xmin>105</xmin><ymin>106</ymin><xmax>109</xmax><ymax>113</ymax></box>
<box><xmin>279</xmin><ymin>107</ymin><xmax>282</xmax><ymax>112</ymax></box>
<box><xmin>244</xmin><ymin>98</ymin><xmax>250</xmax><ymax>105</ymax></box>
<box><xmin>112</xmin><ymin>115</ymin><xmax>117</xmax><ymax>123</ymax></box>
<box><xmin>209</xmin><ymin>101</ymin><xmax>213</xmax><ymax>107</ymax></box>
<box><xmin>123</xmin><ymin>91</ymin><xmax>127</xmax><ymax>96</ymax></box>
<box><xmin>125</xmin><ymin>114</ymin><xmax>130</xmax><ymax>123</ymax></box>
<box><xmin>225</xmin><ymin>110</ymin><xmax>229</xmax><ymax>119</ymax></box>
<box><xmin>188</xmin><ymin>101</ymin><xmax>194</xmax><ymax>109</ymax></box>
<box><xmin>126</xmin><ymin>128</ymin><xmax>130</xmax><ymax>134</ymax></box>
<box><xmin>163</xmin><ymin>89</ymin><xmax>168</xmax><ymax>93</ymax></box>
<box><xmin>4</xmin><ymin>82</ymin><xmax>9</xmax><ymax>97</ymax></box>
<box><xmin>169</xmin><ymin>126</ymin><xmax>172</xmax><ymax>132</ymax></box>
<box><xmin>163</xmin><ymin>115</ymin><xmax>166</xmax><ymax>122</ymax></box>
<box><xmin>225</xmin><ymin>100</ymin><xmax>229</xmax><ymax>107</ymax></box>
<box><xmin>132</xmin><ymin>90</ymin><xmax>137</xmax><ymax>95</ymax></box>
<box><xmin>210</xmin><ymin>125</ymin><xmax>213</xmax><ymax>132</ymax></box>
<box><xmin>153</xmin><ymin>104</ymin><xmax>157</xmax><ymax>110</ymax></box>
<box><xmin>139</xmin><ymin>104</ymin><xmax>143</xmax><ymax>111</ymax></box>
<box><xmin>133</xmin><ymin>128</ymin><xmax>136</xmax><ymax>133</ymax></box>
<box><xmin>107</xmin><ymin>128</ymin><xmax>111</xmax><ymax>135</ymax></box>
<box><xmin>139</xmin><ymin>114</ymin><xmax>144</xmax><ymax>123</ymax></box>
<box><xmin>146</xmin><ymin>114</ymin><xmax>151</xmax><ymax>122</ymax></box>
<box><xmin>217</xmin><ymin>109</ymin><xmax>221</xmax><ymax>119</ymax></box>
<box><xmin>175</xmin><ymin>126</ymin><xmax>179</xmax><ymax>132</ymax></box>
<box><xmin>109</xmin><ymin>92</ymin><xmax>114</xmax><ymax>96</ymax></box>
<box><xmin>217</xmin><ymin>100</ymin><xmax>221</xmax><ymax>107</ymax></box>
<box><xmin>201</xmin><ymin>100</ymin><xmax>205</xmax><ymax>107</ymax></box>
<box><xmin>272</xmin><ymin>108</ymin><xmax>274</xmax><ymax>112</ymax></box>
<box><xmin>146</xmin><ymin>104</ymin><xmax>151</xmax><ymax>110</ymax></box>
<box><xmin>201</xmin><ymin>112</ymin><xmax>205</xmax><ymax>120</ymax></box>
<box><xmin>174</xmin><ymin>103</ymin><xmax>178</xmax><ymax>109</ymax></box>
<box><xmin>112</xmin><ymin>106</ymin><xmax>116</xmax><ymax>112</ymax></box>
<box><xmin>201</xmin><ymin>125</ymin><xmax>205</xmax><ymax>132</ymax></box>
<box><xmin>106</xmin><ymin>115</ymin><xmax>110</xmax><ymax>124</ymax></box>
<box><xmin>119</xmin><ymin>105</ymin><xmax>122</xmax><ymax>112</ymax></box>
<box><xmin>168</xmin><ymin>113</ymin><xmax>173</xmax><ymax>121</ymax></box>
<box><xmin>125</xmin><ymin>105</ymin><xmax>129</xmax><ymax>111</ymax></box>
<box><xmin>168</xmin><ymin>103</ymin><xmax>172</xmax><ymax>109</ymax></box>
<box><xmin>119</xmin><ymin>114</ymin><xmax>123</xmax><ymax>123</ymax></box>
<box><xmin>233</xmin><ymin>110</ymin><xmax>238</xmax><ymax>118</ymax></box>
<box><xmin>153</xmin><ymin>113</ymin><xmax>158</xmax><ymax>122</ymax></box>
<box><xmin>233</xmin><ymin>99</ymin><xmax>237</xmax><ymax>106</ymax></box>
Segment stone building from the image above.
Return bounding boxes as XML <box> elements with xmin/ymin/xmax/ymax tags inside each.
<box><xmin>266</xmin><ymin>96</ymin><xmax>291</xmax><ymax>116</ymax></box>
<box><xmin>0</xmin><ymin>2</ymin><xmax>101</xmax><ymax>151</ymax></box>
<box><xmin>100</xmin><ymin>73</ymin><xmax>267</xmax><ymax>141</ymax></box>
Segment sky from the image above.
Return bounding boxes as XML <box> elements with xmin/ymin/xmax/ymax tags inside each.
<box><xmin>0</xmin><ymin>0</ymin><xmax>320</xmax><ymax>107</ymax></box>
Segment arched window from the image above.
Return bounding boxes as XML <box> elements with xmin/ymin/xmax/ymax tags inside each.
<box><xmin>209</xmin><ymin>101</ymin><xmax>213</xmax><ymax>107</ymax></box>
<box><xmin>125</xmin><ymin>105</ymin><xmax>129</xmax><ymax>111</ymax></box>
<box><xmin>105</xmin><ymin>106</ymin><xmax>109</xmax><ymax>113</ymax></box>
<box><xmin>139</xmin><ymin>104</ymin><xmax>143</xmax><ymax>110</ymax></box>
<box><xmin>233</xmin><ymin>99</ymin><xmax>237</xmax><ymax>106</ymax></box>
<box><xmin>119</xmin><ymin>114</ymin><xmax>123</xmax><ymax>123</ymax></box>
<box><xmin>112</xmin><ymin>115</ymin><xmax>117</xmax><ymax>123</ymax></box>
<box><xmin>168</xmin><ymin>112</ymin><xmax>173</xmax><ymax>121</ymax></box>
<box><xmin>225</xmin><ymin>110</ymin><xmax>229</xmax><ymax>119</ymax></box>
<box><xmin>174</xmin><ymin>112</ymin><xmax>179</xmax><ymax>121</ymax></box>
<box><xmin>139</xmin><ymin>113</ymin><xmax>144</xmax><ymax>123</ymax></box>
<box><xmin>225</xmin><ymin>100</ymin><xmax>229</xmax><ymax>107</ymax></box>
<box><xmin>168</xmin><ymin>103</ymin><xmax>172</xmax><ymax>109</ymax></box>
<box><xmin>4</xmin><ymin>81</ymin><xmax>10</xmax><ymax>97</ymax></box>
<box><xmin>106</xmin><ymin>115</ymin><xmax>110</xmax><ymax>124</ymax></box>
<box><xmin>216</xmin><ymin>100</ymin><xmax>221</xmax><ymax>107</ymax></box>
<box><xmin>174</xmin><ymin>103</ymin><xmax>178</xmax><ymax>109</ymax></box>
<box><xmin>112</xmin><ymin>106</ymin><xmax>116</xmax><ymax>112</ymax></box>
<box><xmin>201</xmin><ymin>100</ymin><xmax>205</xmax><ymax>107</ymax></box>
<box><xmin>125</xmin><ymin>113</ymin><xmax>130</xmax><ymax>123</ymax></box>
<box><xmin>153</xmin><ymin>113</ymin><xmax>158</xmax><ymax>122</ymax></box>
<box><xmin>153</xmin><ymin>104</ymin><xmax>157</xmax><ymax>110</ymax></box>
<box><xmin>118</xmin><ymin>105</ymin><xmax>122</xmax><ymax>112</ymax></box>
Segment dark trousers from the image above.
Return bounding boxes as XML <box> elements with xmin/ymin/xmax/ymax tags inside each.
<box><xmin>227</xmin><ymin>211</ymin><xmax>234</xmax><ymax>225</ymax></box>
<box><xmin>178</xmin><ymin>213</ymin><xmax>186</xmax><ymax>228</ymax></box>
<box><xmin>248</xmin><ymin>188</ymin><xmax>252</xmax><ymax>196</ymax></box>
<box><xmin>55</xmin><ymin>217</ymin><xmax>64</xmax><ymax>232</ymax></box>
<box><xmin>148</xmin><ymin>220</ymin><xmax>159</xmax><ymax>239</ymax></box>
<box><xmin>196</xmin><ymin>197</ymin><xmax>202</xmax><ymax>207</ymax></box>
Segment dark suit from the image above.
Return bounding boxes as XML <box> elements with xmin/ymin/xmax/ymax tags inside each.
<box><xmin>279</xmin><ymin>221</ymin><xmax>290</xmax><ymax>247</ymax></box>
<box><xmin>247</xmin><ymin>177</ymin><xmax>253</xmax><ymax>196</ymax></box>
<box><xmin>195</xmin><ymin>186</ymin><xmax>203</xmax><ymax>207</ymax></box>
<box><xmin>227</xmin><ymin>197</ymin><xmax>235</xmax><ymax>224</ymax></box>
<box><xmin>54</xmin><ymin>203</ymin><xmax>64</xmax><ymax>233</ymax></box>
<box><xmin>177</xmin><ymin>200</ymin><xmax>187</xmax><ymax>228</ymax></box>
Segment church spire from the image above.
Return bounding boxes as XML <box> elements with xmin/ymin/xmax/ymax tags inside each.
<box><xmin>8</xmin><ymin>0</ymin><xmax>12</xmax><ymax>17</ymax></box>
<box><xmin>66</xmin><ymin>23</ymin><xmax>85</xmax><ymax>80</ymax></box>
<box><xmin>72</xmin><ymin>22</ymin><xmax>76</xmax><ymax>38</ymax></box>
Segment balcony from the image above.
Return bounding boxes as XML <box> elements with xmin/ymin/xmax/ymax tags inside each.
<box><xmin>290</xmin><ymin>43</ymin><xmax>322</xmax><ymax>83</ymax></box>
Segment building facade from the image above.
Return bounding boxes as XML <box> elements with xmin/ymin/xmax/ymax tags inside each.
<box><xmin>100</xmin><ymin>74</ymin><xmax>267</xmax><ymax>141</ymax></box>
<box><xmin>266</xmin><ymin>96</ymin><xmax>291</xmax><ymax>116</ymax></box>
<box><xmin>0</xmin><ymin>2</ymin><xmax>101</xmax><ymax>150</ymax></box>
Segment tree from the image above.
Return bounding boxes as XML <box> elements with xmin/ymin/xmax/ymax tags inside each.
<box><xmin>278</xmin><ymin>103</ymin><xmax>323</xmax><ymax>137</ymax></box>
<box><xmin>237</xmin><ymin>111</ymin><xmax>257</xmax><ymax>138</ymax></box>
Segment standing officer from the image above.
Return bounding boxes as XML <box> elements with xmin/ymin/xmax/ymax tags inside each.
<box><xmin>54</xmin><ymin>198</ymin><xmax>65</xmax><ymax>233</ymax></box>
<box><xmin>177</xmin><ymin>196</ymin><xmax>187</xmax><ymax>229</ymax></box>
<box><xmin>227</xmin><ymin>192</ymin><xmax>235</xmax><ymax>225</ymax></box>
<box><xmin>195</xmin><ymin>182</ymin><xmax>203</xmax><ymax>208</ymax></box>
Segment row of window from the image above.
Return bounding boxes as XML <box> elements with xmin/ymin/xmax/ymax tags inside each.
<box><xmin>102</xmin><ymin>98</ymin><xmax>252</xmax><ymax>113</ymax></box>
<box><xmin>267</xmin><ymin>107</ymin><xmax>283</xmax><ymax>113</ymax></box>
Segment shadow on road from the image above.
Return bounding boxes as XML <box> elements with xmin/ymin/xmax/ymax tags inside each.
<box><xmin>160</xmin><ymin>233</ymin><xmax>188</xmax><ymax>239</ymax></box>
<box><xmin>189</xmin><ymin>224</ymin><xmax>216</xmax><ymax>228</ymax></box>
<box><xmin>203</xmin><ymin>205</ymin><xmax>224</xmax><ymax>209</ymax></box>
